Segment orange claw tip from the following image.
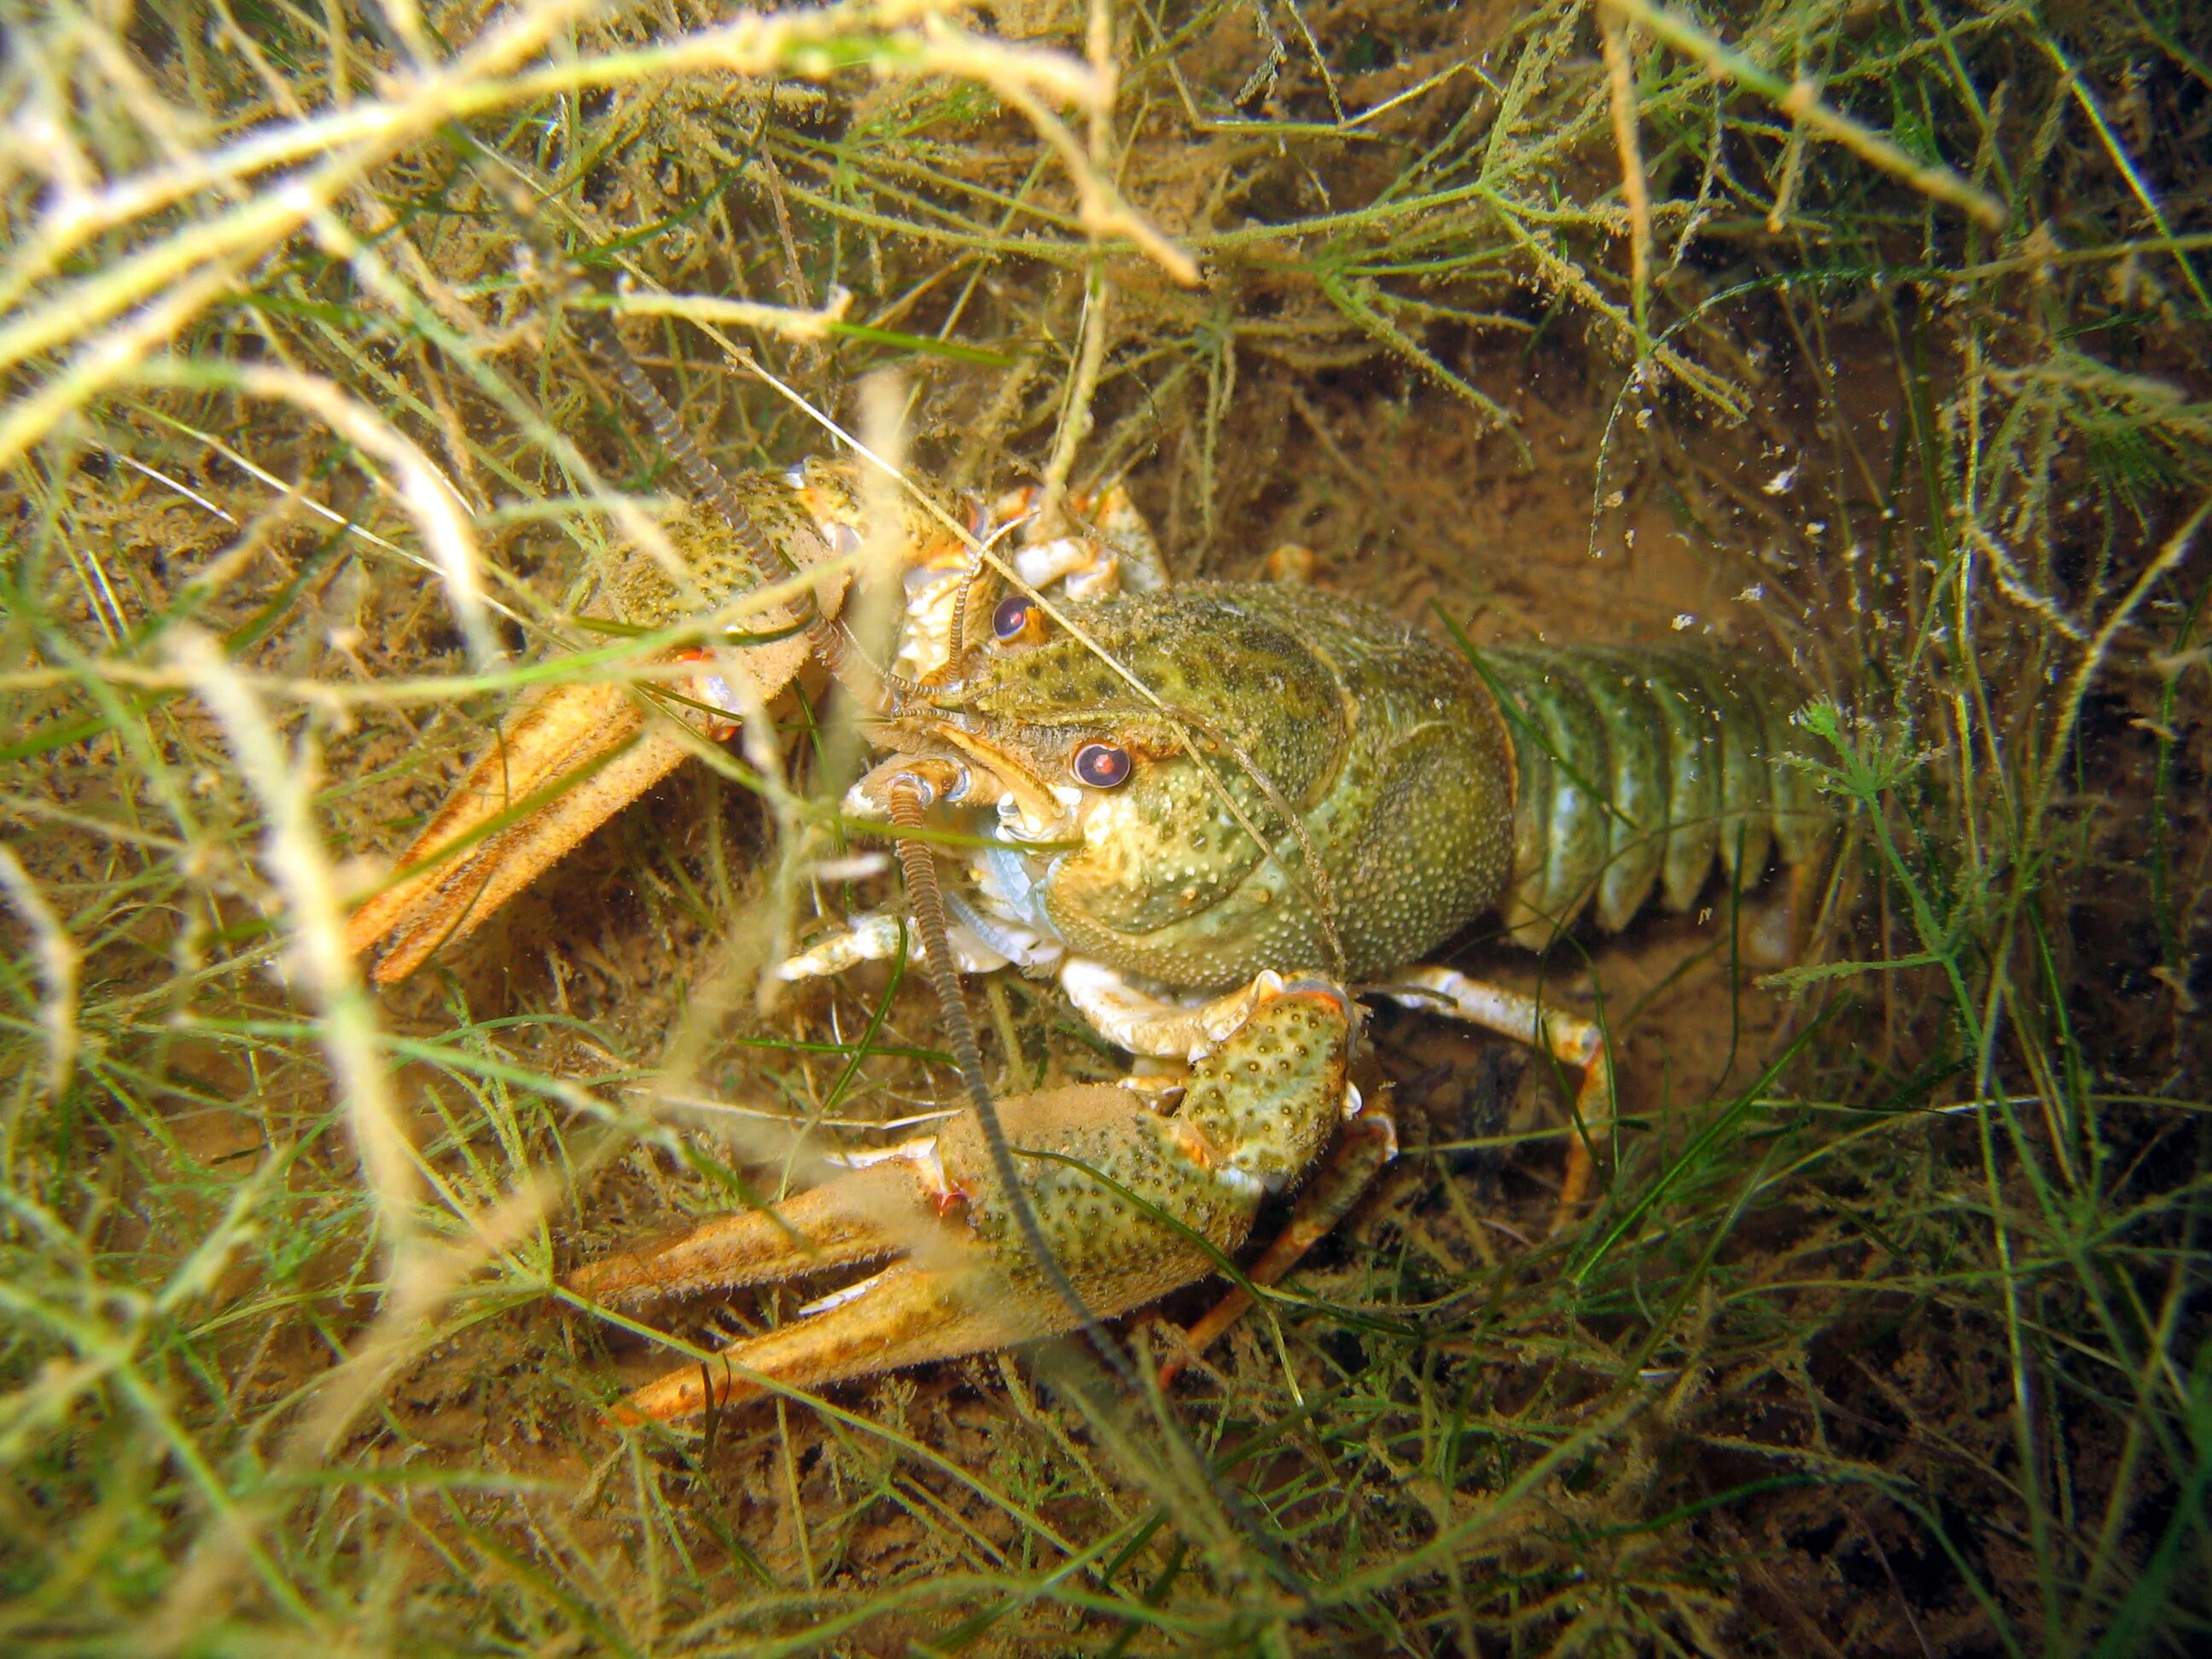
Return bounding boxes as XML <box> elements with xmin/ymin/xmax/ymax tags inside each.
<box><xmin>602</xmin><ymin>1360</ymin><xmax>765</xmax><ymax>1428</ymax></box>
<box><xmin>343</xmin><ymin>680</ymin><xmax>679</xmax><ymax>984</ymax></box>
<box><xmin>346</xmin><ymin>536</ymin><xmax>853</xmax><ymax>985</ymax></box>
<box><xmin>561</xmin><ymin>1160</ymin><xmax>932</xmax><ymax>1309</ymax></box>
<box><xmin>590</xmin><ymin>1257</ymin><xmax>1041</xmax><ymax>1426</ymax></box>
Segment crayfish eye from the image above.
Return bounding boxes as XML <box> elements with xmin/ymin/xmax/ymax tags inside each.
<box><xmin>1072</xmin><ymin>741</ymin><xmax>1132</xmax><ymax>789</ymax></box>
<box><xmin>991</xmin><ymin>593</ymin><xmax>1039</xmax><ymax>643</ymax></box>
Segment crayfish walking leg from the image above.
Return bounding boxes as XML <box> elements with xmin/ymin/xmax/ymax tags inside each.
<box><xmin>1377</xmin><ymin>966</ymin><xmax>1615</xmax><ymax>1222</ymax></box>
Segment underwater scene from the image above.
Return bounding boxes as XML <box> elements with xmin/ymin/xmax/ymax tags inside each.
<box><xmin>1</xmin><ymin>2</ymin><xmax>2207</xmax><ymax>1653</ymax></box>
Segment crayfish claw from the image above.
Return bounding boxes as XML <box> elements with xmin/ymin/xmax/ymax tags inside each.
<box><xmin>602</xmin><ymin>1257</ymin><xmax>1019</xmax><ymax>1426</ymax></box>
<box><xmin>570</xmin><ymin>982</ymin><xmax>1359</xmax><ymax>1423</ymax></box>
<box><xmin>565</xmin><ymin>1150</ymin><xmax>944</xmax><ymax>1309</ymax></box>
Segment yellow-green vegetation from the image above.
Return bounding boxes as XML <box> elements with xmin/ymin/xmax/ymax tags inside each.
<box><xmin>2</xmin><ymin>1</ymin><xmax>2207</xmax><ymax>1653</ymax></box>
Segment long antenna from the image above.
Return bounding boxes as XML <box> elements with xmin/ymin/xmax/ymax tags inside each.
<box><xmin>883</xmin><ymin>775</ymin><xmax>1137</xmax><ymax>1392</ymax></box>
<box><xmin>568</xmin><ymin>299</ymin><xmax>868</xmax><ymax>694</ymax></box>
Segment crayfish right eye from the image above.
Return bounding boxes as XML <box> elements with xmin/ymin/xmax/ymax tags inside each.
<box><xmin>991</xmin><ymin>593</ymin><xmax>1042</xmax><ymax>643</ymax></box>
<box><xmin>1072</xmin><ymin>741</ymin><xmax>1132</xmax><ymax>789</ymax></box>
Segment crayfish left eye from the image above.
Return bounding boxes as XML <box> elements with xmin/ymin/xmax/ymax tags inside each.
<box><xmin>991</xmin><ymin>593</ymin><xmax>1043</xmax><ymax>643</ymax></box>
<box><xmin>1072</xmin><ymin>741</ymin><xmax>1132</xmax><ymax>789</ymax></box>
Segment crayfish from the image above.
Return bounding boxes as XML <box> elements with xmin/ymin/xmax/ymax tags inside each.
<box><xmin>347</xmin><ymin>383</ymin><xmax>1834</xmax><ymax>1426</ymax></box>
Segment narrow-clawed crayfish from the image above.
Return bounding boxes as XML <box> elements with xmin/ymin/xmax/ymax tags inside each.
<box><xmin>349</xmin><ymin>399</ymin><xmax>1835</xmax><ymax>1426</ymax></box>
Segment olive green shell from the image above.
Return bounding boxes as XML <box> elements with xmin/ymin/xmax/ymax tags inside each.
<box><xmin>946</xmin><ymin>584</ymin><xmax>1831</xmax><ymax>987</ymax></box>
<box><xmin>579</xmin><ymin>466</ymin><xmax>844</xmax><ymax>631</ymax></box>
<box><xmin>945</xmin><ymin>584</ymin><xmax>1520</xmax><ymax>990</ymax></box>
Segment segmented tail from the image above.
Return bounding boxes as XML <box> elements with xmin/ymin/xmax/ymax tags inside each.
<box><xmin>1476</xmin><ymin>646</ymin><xmax>1831</xmax><ymax>946</ymax></box>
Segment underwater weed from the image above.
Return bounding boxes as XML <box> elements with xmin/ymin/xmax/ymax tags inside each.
<box><xmin>3</xmin><ymin>1</ymin><xmax>2209</xmax><ymax>1653</ymax></box>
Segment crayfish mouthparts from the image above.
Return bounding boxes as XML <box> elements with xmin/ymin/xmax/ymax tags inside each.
<box><xmin>847</xmin><ymin>734</ymin><xmax>1075</xmax><ymax>840</ymax></box>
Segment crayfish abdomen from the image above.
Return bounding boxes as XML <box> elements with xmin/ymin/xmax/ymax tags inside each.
<box><xmin>1476</xmin><ymin>643</ymin><xmax>1832</xmax><ymax>949</ymax></box>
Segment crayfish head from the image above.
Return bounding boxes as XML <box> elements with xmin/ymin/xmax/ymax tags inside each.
<box><xmin>851</xmin><ymin>588</ymin><xmax>1363</xmax><ymax>988</ymax></box>
<box><xmin>850</xmin><ymin>586</ymin><xmax>1232</xmax><ymax>843</ymax></box>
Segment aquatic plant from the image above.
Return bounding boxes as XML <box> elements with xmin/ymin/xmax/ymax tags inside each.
<box><xmin>2</xmin><ymin>1</ymin><xmax>2205</xmax><ymax>1651</ymax></box>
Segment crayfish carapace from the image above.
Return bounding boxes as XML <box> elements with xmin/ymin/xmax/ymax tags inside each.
<box><xmin>349</xmin><ymin>452</ymin><xmax>1835</xmax><ymax>1424</ymax></box>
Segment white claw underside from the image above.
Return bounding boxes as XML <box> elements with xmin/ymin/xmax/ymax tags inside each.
<box><xmin>796</xmin><ymin>1265</ymin><xmax>897</xmax><ymax>1318</ymax></box>
<box><xmin>825</xmin><ymin>1133</ymin><xmax>948</xmax><ymax>1190</ymax></box>
<box><xmin>1013</xmin><ymin>537</ymin><xmax>1119</xmax><ymax>598</ymax></box>
<box><xmin>1115</xmin><ymin>1068</ymin><xmax>1188</xmax><ymax>1113</ymax></box>
<box><xmin>1058</xmin><ymin>960</ymin><xmax>1295</xmax><ymax>1062</ymax></box>
<box><xmin>776</xmin><ymin>909</ymin><xmax>1028</xmax><ymax>981</ymax></box>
